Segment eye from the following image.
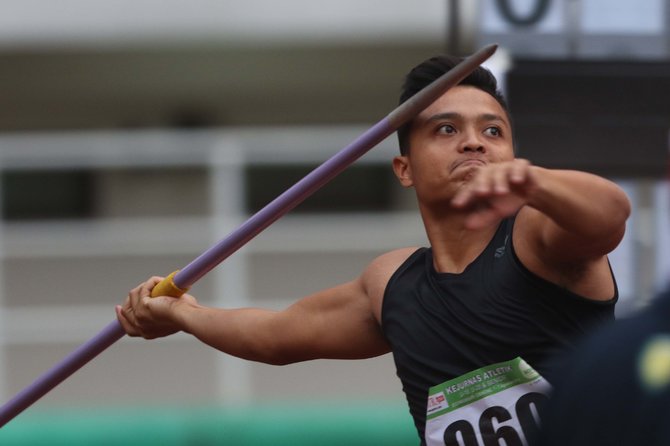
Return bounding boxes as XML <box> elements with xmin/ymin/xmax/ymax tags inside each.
<box><xmin>483</xmin><ymin>126</ymin><xmax>502</xmax><ymax>137</ymax></box>
<box><xmin>437</xmin><ymin>124</ymin><xmax>456</xmax><ymax>135</ymax></box>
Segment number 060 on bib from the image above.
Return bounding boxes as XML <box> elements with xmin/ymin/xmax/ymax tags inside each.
<box><xmin>425</xmin><ymin>357</ymin><xmax>552</xmax><ymax>446</ymax></box>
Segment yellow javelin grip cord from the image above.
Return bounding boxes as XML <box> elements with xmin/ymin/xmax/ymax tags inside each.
<box><xmin>151</xmin><ymin>271</ymin><xmax>190</xmax><ymax>298</ymax></box>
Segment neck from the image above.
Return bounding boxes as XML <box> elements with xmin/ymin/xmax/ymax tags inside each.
<box><xmin>419</xmin><ymin>203</ymin><xmax>501</xmax><ymax>273</ymax></box>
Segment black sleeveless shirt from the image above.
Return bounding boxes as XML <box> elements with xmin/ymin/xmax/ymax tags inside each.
<box><xmin>381</xmin><ymin>217</ymin><xmax>617</xmax><ymax>443</ymax></box>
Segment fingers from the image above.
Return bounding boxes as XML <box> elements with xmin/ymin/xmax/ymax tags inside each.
<box><xmin>139</xmin><ymin>276</ymin><xmax>164</xmax><ymax>298</ymax></box>
<box><xmin>115</xmin><ymin>304</ymin><xmax>139</xmax><ymax>336</ymax></box>
<box><xmin>450</xmin><ymin>160</ymin><xmax>534</xmax><ymax>230</ymax></box>
<box><xmin>116</xmin><ymin>276</ymin><xmax>166</xmax><ymax>337</ymax></box>
<box><xmin>452</xmin><ymin>159</ymin><xmax>531</xmax><ymax>208</ymax></box>
<box><xmin>509</xmin><ymin>159</ymin><xmax>530</xmax><ymax>184</ymax></box>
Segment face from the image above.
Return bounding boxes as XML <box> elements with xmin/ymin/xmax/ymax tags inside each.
<box><xmin>393</xmin><ymin>85</ymin><xmax>514</xmax><ymax>205</ymax></box>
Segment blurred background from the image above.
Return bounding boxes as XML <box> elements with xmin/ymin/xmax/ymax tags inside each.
<box><xmin>0</xmin><ymin>0</ymin><xmax>668</xmax><ymax>444</ymax></box>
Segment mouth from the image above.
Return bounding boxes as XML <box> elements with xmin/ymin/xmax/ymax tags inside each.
<box><xmin>451</xmin><ymin>158</ymin><xmax>486</xmax><ymax>172</ymax></box>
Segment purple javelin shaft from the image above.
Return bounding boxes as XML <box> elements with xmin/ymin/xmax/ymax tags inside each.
<box><xmin>175</xmin><ymin>118</ymin><xmax>394</xmax><ymax>287</ymax></box>
<box><xmin>0</xmin><ymin>320</ymin><xmax>125</xmax><ymax>427</ymax></box>
<box><xmin>0</xmin><ymin>44</ymin><xmax>496</xmax><ymax>428</ymax></box>
<box><xmin>174</xmin><ymin>43</ymin><xmax>497</xmax><ymax>288</ymax></box>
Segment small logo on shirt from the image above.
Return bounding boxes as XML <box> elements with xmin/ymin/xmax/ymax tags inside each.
<box><xmin>494</xmin><ymin>235</ymin><xmax>508</xmax><ymax>258</ymax></box>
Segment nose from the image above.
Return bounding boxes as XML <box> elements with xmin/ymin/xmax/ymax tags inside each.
<box><xmin>458</xmin><ymin>128</ymin><xmax>486</xmax><ymax>153</ymax></box>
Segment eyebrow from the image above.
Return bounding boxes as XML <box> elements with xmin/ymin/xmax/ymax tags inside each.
<box><xmin>425</xmin><ymin>112</ymin><xmax>508</xmax><ymax>124</ymax></box>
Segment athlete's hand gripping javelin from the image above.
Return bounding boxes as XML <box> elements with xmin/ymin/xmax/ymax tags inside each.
<box><xmin>116</xmin><ymin>276</ymin><xmax>198</xmax><ymax>340</ymax></box>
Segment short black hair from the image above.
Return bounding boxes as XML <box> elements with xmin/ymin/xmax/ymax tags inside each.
<box><xmin>397</xmin><ymin>55</ymin><xmax>511</xmax><ymax>155</ymax></box>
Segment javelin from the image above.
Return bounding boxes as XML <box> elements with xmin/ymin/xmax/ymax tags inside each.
<box><xmin>0</xmin><ymin>43</ymin><xmax>497</xmax><ymax>427</ymax></box>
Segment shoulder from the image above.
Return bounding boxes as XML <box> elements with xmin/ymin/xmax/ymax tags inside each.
<box><xmin>360</xmin><ymin>247</ymin><xmax>421</xmax><ymax>322</ymax></box>
<box><xmin>364</xmin><ymin>247</ymin><xmax>422</xmax><ymax>282</ymax></box>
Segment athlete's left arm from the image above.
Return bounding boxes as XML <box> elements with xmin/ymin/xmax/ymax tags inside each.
<box><xmin>520</xmin><ymin>165</ymin><xmax>630</xmax><ymax>265</ymax></box>
<box><xmin>452</xmin><ymin>159</ymin><xmax>631</xmax><ymax>264</ymax></box>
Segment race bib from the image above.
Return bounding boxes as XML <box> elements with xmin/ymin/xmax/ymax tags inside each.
<box><xmin>425</xmin><ymin>357</ymin><xmax>551</xmax><ymax>446</ymax></box>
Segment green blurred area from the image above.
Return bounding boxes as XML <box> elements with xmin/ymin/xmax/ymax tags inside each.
<box><xmin>0</xmin><ymin>402</ymin><xmax>417</xmax><ymax>445</ymax></box>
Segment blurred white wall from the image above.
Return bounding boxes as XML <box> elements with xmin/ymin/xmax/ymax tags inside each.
<box><xmin>0</xmin><ymin>0</ymin><xmax>453</xmax><ymax>47</ymax></box>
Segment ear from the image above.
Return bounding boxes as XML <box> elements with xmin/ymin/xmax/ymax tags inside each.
<box><xmin>392</xmin><ymin>155</ymin><xmax>413</xmax><ymax>187</ymax></box>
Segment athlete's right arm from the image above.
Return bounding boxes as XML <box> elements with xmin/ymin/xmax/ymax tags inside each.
<box><xmin>116</xmin><ymin>248</ymin><xmax>415</xmax><ymax>365</ymax></box>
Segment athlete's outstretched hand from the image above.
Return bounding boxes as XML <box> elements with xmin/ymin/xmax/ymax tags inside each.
<box><xmin>451</xmin><ymin>159</ymin><xmax>538</xmax><ymax>229</ymax></box>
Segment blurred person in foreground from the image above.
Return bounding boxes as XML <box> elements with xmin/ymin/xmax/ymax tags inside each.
<box><xmin>532</xmin><ymin>286</ymin><xmax>670</xmax><ymax>446</ymax></box>
<box><xmin>116</xmin><ymin>55</ymin><xmax>631</xmax><ymax>445</ymax></box>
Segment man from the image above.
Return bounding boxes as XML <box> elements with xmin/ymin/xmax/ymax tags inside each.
<box><xmin>531</xmin><ymin>286</ymin><xmax>670</xmax><ymax>446</ymax></box>
<box><xmin>116</xmin><ymin>55</ymin><xmax>630</xmax><ymax>445</ymax></box>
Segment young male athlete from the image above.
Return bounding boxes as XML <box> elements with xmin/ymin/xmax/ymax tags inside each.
<box><xmin>116</xmin><ymin>56</ymin><xmax>631</xmax><ymax>445</ymax></box>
